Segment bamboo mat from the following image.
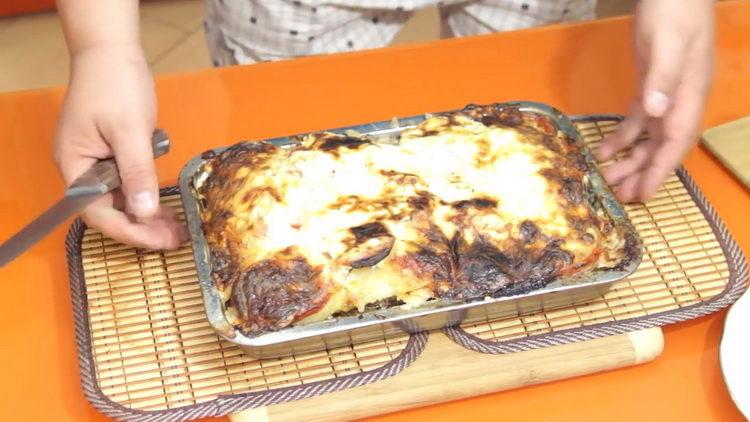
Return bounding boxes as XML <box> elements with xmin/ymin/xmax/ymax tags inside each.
<box><xmin>67</xmin><ymin>116</ymin><xmax>747</xmax><ymax>420</ymax></box>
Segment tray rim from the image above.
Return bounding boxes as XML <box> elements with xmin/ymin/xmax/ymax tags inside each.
<box><xmin>64</xmin><ymin>114</ymin><xmax>749</xmax><ymax>421</ymax></box>
<box><xmin>178</xmin><ymin>101</ymin><xmax>642</xmax><ymax>348</ymax></box>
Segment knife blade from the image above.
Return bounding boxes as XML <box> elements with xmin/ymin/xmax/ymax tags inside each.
<box><xmin>0</xmin><ymin>129</ymin><xmax>170</xmax><ymax>267</ymax></box>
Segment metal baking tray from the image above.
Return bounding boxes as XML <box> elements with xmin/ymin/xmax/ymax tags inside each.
<box><xmin>179</xmin><ymin>101</ymin><xmax>642</xmax><ymax>358</ymax></box>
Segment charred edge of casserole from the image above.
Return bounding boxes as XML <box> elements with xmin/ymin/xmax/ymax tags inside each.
<box><xmin>310</xmin><ymin>133</ymin><xmax>373</xmax><ymax>157</ymax></box>
<box><xmin>330</xmin><ymin>297</ymin><xmax>407</xmax><ymax>319</ymax></box>
<box><xmin>196</xmin><ymin>141</ymin><xmax>283</xmax><ymax>292</ymax></box>
<box><xmin>393</xmin><ymin>230</ymin><xmax>577</xmax><ymax>302</ymax></box>
<box><xmin>227</xmin><ymin>255</ymin><xmax>329</xmax><ymax>333</ymax></box>
<box><xmin>610</xmin><ymin>232</ymin><xmax>641</xmax><ymax>271</ymax></box>
<box><xmin>461</xmin><ymin>103</ymin><xmax>558</xmax><ymax>136</ymax></box>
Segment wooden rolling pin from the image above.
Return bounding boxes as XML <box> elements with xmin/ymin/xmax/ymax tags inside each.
<box><xmin>229</xmin><ymin>328</ymin><xmax>664</xmax><ymax>422</ymax></box>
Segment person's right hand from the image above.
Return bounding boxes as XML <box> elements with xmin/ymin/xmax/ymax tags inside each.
<box><xmin>54</xmin><ymin>46</ymin><xmax>186</xmax><ymax>249</ymax></box>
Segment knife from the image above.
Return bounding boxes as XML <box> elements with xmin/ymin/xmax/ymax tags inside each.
<box><xmin>0</xmin><ymin>129</ymin><xmax>171</xmax><ymax>267</ymax></box>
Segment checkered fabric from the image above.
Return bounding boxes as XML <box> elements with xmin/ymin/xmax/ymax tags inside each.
<box><xmin>204</xmin><ymin>0</ymin><xmax>596</xmax><ymax>64</ymax></box>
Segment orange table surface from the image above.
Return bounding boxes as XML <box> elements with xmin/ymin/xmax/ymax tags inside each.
<box><xmin>1</xmin><ymin>2</ymin><xmax>749</xmax><ymax>421</ymax></box>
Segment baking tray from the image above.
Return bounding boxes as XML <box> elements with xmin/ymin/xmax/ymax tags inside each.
<box><xmin>178</xmin><ymin>101</ymin><xmax>642</xmax><ymax>357</ymax></box>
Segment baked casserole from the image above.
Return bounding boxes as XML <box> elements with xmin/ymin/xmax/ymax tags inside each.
<box><xmin>192</xmin><ymin>104</ymin><xmax>636</xmax><ymax>335</ymax></box>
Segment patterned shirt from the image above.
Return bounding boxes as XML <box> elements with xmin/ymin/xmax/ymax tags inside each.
<box><xmin>204</xmin><ymin>0</ymin><xmax>596</xmax><ymax>64</ymax></box>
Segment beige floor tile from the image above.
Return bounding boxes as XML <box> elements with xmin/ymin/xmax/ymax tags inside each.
<box><xmin>0</xmin><ymin>17</ymin><xmax>16</xmax><ymax>34</ymax></box>
<box><xmin>140</xmin><ymin>15</ymin><xmax>191</xmax><ymax>65</ymax></box>
<box><xmin>596</xmin><ymin>0</ymin><xmax>636</xmax><ymax>18</ymax></box>
<box><xmin>392</xmin><ymin>7</ymin><xmax>440</xmax><ymax>46</ymax></box>
<box><xmin>140</xmin><ymin>0</ymin><xmax>206</xmax><ymax>32</ymax></box>
<box><xmin>0</xmin><ymin>13</ymin><xmax>69</xmax><ymax>92</ymax></box>
<box><xmin>151</xmin><ymin>29</ymin><xmax>211</xmax><ymax>74</ymax></box>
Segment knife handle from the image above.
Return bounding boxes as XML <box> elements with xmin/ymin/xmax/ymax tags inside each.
<box><xmin>66</xmin><ymin>129</ymin><xmax>171</xmax><ymax>198</ymax></box>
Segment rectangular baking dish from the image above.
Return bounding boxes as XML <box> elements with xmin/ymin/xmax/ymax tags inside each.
<box><xmin>179</xmin><ymin>101</ymin><xmax>642</xmax><ymax>358</ymax></box>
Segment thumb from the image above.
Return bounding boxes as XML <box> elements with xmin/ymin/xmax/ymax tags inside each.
<box><xmin>109</xmin><ymin>127</ymin><xmax>159</xmax><ymax>219</ymax></box>
<box><xmin>641</xmin><ymin>31</ymin><xmax>688</xmax><ymax>118</ymax></box>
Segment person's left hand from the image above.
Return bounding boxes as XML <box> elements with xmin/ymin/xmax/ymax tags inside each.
<box><xmin>597</xmin><ymin>0</ymin><xmax>714</xmax><ymax>203</ymax></box>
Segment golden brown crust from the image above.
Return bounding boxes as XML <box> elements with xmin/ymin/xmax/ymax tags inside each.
<box><xmin>194</xmin><ymin>104</ymin><xmax>622</xmax><ymax>335</ymax></box>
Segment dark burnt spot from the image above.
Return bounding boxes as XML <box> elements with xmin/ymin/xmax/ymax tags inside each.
<box><xmin>344</xmin><ymin>222</ymin><xmax>395</xmax><ymax>268</ymax></box>
<box><xmin>201</xmin><ymin>142</ymin><xmax>277</xmax><ymax>196</ymax></box>
<box><xmin>351</xmin><ymin>222</ymin><xmax>390</xmax><ymax>243</ymax></box>
<box><xmin>529</xmin><ymin>114</ymin><xmax>557</xmax><ymax>135</ymax></box>
<box><xmin>414</xmin><ymin>248</ymin><xmax>453</xmax><ymax>282</ymax></box>
<box><xmin>541</xmin><ymin>167</ymin><xmax>563</xmax><ymax>184</ymax></box>
<box><xmin>209</xmin><ymin>249</ymin><xmax>237</xmax><ymax>288</ymax></box>
<box><xmin>207</xmin><ymin>209</ymin><xmax>233</xmax><ymax>229</ymax></box>
<box><xmin>567</xmin><ymin>216</ymin><xmax>586</xmax><ymax>232</ymax></box>
<box><xmin>230</xmin><ymin>258</ymin><xmax>326</xmax><ymax>333</ymax></box>
<box><xmin>331</xmin><ymin>297</ymin><xmax>404</xmax><ymax>318</ymax></box>
<box><xmin>531</xmin><ymin>240</ymin><xmax>573</xmax><ymax>279</ymax></box>
<box><xmin>441</xmin><ymin>231</ymin><xmax>577</xmax><ymax>300</ymax></box>
<box><xmin>460</xmin><ymin>104</ymin><xmax>524</xmax><ymax>127</ymax></box>
<box><xmin>497</xmin><ymin>107</ymin><xmax>525</xmax><ymax>126</ymax></box>
<box><xmin>201</xmin><ymin>149</ymin><xmax>216</xmax><ymax>159</ymax></box>
<box><xmin>561</xmin><ymin>179</ymin><xmax>584</xmax><ymax>205</ymax></box>
<box><xmin>519</xmin><ymin>221</ymin><xmax>539</xmax><ymax>244</ymax></box>
<box><xmin>408</xmin><ymin>194</ymin><xmax>431</xmax><ymax>211</ymax></box>
<box><xmin>567</xmin><ymin>151</ymin><xmax>589</xmax><ymax>172</ymax></box>
<box><xmin>316</xmin><ymin>135</ymin><xmax>370</xmax><ymax>152</ymax></box>
<box><xmin>446</xmin><ymin>240</ymin><xmax>513</xmax><ymax>300</ymax></box>
<box><xmin>445</xmin><ymin>115</ymin><xmax>463</xmax><ymax>127</ymax></box>
<box><xmin>541</xmin><ymin>134</ymin><xmax>562</xmax><ymax>153</ymax></box>
<box><xmin>452</xmin><ymin>198</ymin><xmax>498</xmax><ymax>210</ymax></box>
<box><xmin>610</xmin><ymin>232</ymin><xmax>641</xmax><ymax>271</ymax></box>
<box><xmin>480</xmin><ymin>115</ymin><xmax>498</xmax><ymax>126</ymax></box>
<box><xmin>492</xmin><ymin>278</ymin><xmax>548</xmax><ymax>296</ymax></box>
<box><xmin>349</xmin><ymin>243</ymin><xmax>394</xmax><ymax>268</ymax></box>
<box><xmin>423</xmin><ymin>223</ymin><xmax>449</xmax><ymax>244</ymax></box>
<box><xmin>481</xmin><ymin>107</ymin><xmax>524</xmax><ymax>127</ymax></box>
<box><xmin>231</xmin><ymin>141</ymin><xmax>276</xmax><ymax>157</ymax></box>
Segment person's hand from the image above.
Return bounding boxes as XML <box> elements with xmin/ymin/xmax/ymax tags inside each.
<box><xmin>53</xmin><ymin>46</ymin><xmax>186</xmax><ymax>249</ymax></box>
<box><xmin>598</xmin><ymin>0</ymin><xmax>714</xmax><ymax>202</ymax></box>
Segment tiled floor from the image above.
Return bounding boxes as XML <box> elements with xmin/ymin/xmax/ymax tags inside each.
<box><xmin>0</xmin><ymin>0</ymin><xmax>636</xmax><ymax>93</ymax></box>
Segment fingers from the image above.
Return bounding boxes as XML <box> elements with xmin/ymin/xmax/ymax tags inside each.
<box><xmin>602</xmin><ymin>137</ymin><xmax>656</xmax><ymax>186</ymax></box>
<box><xmin>53</xmin><ymin>125</ymin><xmax>111</xmax><ymax>184</ymax></box>
<box><xmin>636</xmin><ymin>80</ymin><xmax>707</xmax><ymax>200</ymax></box>
<box><xmin>609</xmin><ymin>62</ymin><xmax>708</xmax><ymax>203</ymax></box>
<box><xmin>83</xmin><ymin>199</ymin><xmax>188</xmax><ymax>250</ymax></box>
<box><xmin>598</xmin><ymin>101</ymin><xmax>647</xmax><ymax>162</ymax></box>
<box><xmin>108</xmin><ymin>125</ymin><xmax>160</xmax><ymax>219</ymax></box>
<box><xmin>613</xmin><ymin>172</ymin><xmax>643</xmax><ymax>204</ymax></box>
<box><xmin>641</xmin><ymin>31</ymin><xmax>689</xmax><ymax>118</ymax></box>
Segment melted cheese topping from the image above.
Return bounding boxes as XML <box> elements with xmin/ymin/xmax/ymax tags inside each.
<box><xmin>232</xmin><ymin>116</ymin><xmax>583</xmax><ymax>265</ymax></box>
<box><xmin>198</xmin><ymin>113</ymin><xmax>615</xmax><ymax>331</ymax></box>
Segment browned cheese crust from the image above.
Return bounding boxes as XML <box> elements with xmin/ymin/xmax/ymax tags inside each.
<box><xmin>194</xmin><ymin>104</ymin><xmax>628</xmax><ymax>335</ymax></box>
